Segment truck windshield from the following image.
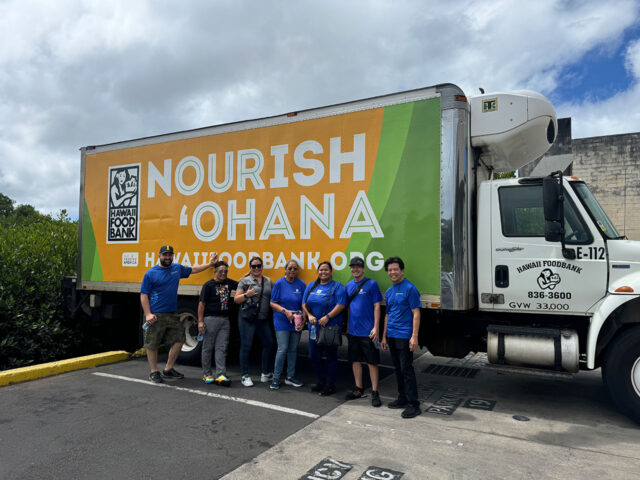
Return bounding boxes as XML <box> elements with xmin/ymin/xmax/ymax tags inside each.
<box><xmin>571</xmin><ymin>182</ymin><xmax>622</xmax><ymax>240</ymax></box>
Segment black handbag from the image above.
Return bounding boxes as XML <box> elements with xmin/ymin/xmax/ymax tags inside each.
<box><xmin>317</xmin><ymin>324</ymin><xmax>342</xmax><ymax>347</ymax></box>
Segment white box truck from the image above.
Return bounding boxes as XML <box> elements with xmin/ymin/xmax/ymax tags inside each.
<box><xmin>72</xmin><ymin>83</ymin><xmax>640</xmax><ymax>423</ymax></box>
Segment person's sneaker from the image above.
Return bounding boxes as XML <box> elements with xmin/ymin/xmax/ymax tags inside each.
<box><xmin>241</xmin><ymin>375</ymin><xmax>254</xmax><ymax>387</ymax></box>
<box><xmin>261</xmin><ymin>372</ymin><xmax>273</xmax><ymax>383</ymax></box>
<box><xmin>401</xmin><ymin>404</ymin><xmax>422</xmax><ymax>418</ymax></box>
<box><xmin>387</xmin><ymin>398</ymin><xmax>409</xmax><ymax>409</ymax></box>
<box><xmin>284</xmin><ymin>377</ymin><xmax>304</xmax><ymax>387</ymax></box>
<box><xmin>371</xmin><ymin>390</ymin><xmax>382</xmax><ymax>407</ymax></box>
<box><xmin>162</xmin><ymin>368</ymin><xmax>184</xmax><ymax>379</ymax></box>
<box><xmin>203</xmin><ymin>375</ymin><xmax>215</xmax><ymax>384</ymax></box>
<box><xmin>214</xmin><ymin>374</ymin><xmax>231</xmax><ymax>387</ymax></box>
<box><xmin>149</xmin><ymin>371</ymin><xmax>163</xmax><ymax>383</ymax></box>
<box><xmin>320</xmin><ymin>385</ymin><xmax>336</xmax><ymax>396</ymax></box>
<box><xmin>310</xmin><ymin>384</ymin><xmax>325</xmax><ymax>392</ymax></box>
<box><xmin>345</xmin><ymin>387</ymin><xmax>366</xmax><ymax>401</ymax></box>
<box><xmin>270</xmin><ymin>379</ymin><xmax>281</xmax><ymax>390</ymax></box>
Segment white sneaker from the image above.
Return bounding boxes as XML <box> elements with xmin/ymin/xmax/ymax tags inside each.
<box><xmin>261</xmin><ymin>372</ymin><xmax>273</xmax><ymax>383</ymax></box>
<box><xmin>241</xmin><ymin>375</ymin><xmax>254</xmax><ymax>387</ymax></box>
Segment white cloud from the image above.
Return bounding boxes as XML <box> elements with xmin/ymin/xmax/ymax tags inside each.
<box><xmin>1</xmin><ymin>0</ymin><xmax>639</xmax><ymax>215</ymax></box>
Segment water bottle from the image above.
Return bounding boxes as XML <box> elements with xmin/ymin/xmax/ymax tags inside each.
<box><xmin>371</xmin><ymin>329</ymin><xmax>380</xmax><ymax>349</ymax></box>
<box><xmin>142</xmin><ymin>321</ymin><xmax>151</xmax><ymax>331</ymax></box>
<box><xmin>197</xmin><ymin>323</ymin><xmax>205</xmax><ymax>342</ymax></box>
<box><xmin>310</xmin><ymin>322</ymin><xmax>317</xmax><ymax>341</ymax></box>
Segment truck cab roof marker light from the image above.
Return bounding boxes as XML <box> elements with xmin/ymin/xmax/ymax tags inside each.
<box><xmin>454</xmin><ymin>95</ymin><xmax>467</xmax><ymax>103</ymax></box>
<box><xmin>615</xmin><ymin>286</ymin><xmax>634</xmax><ymax>293</ymax></box>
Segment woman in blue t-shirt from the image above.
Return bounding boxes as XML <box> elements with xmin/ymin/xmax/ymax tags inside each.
<box><xmin>269</xmin><ymin>260</ymin><xmax>306</xmax><ymax>390</ymax></box>
<box><xmin>302</xmin><ymin>261</ymin><xmax>347</xmax><ymax>396</ymax></box>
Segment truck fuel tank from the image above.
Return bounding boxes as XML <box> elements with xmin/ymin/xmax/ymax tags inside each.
<box><xmin>487</xmin><ymin>325</ymin><xmax>579</xmax><ymax>373</ymax></box>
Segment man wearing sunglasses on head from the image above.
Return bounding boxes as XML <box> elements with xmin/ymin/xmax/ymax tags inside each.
<box><xmin>198</xmin><ymin>261</ymin><xmax>238</xmax><ymax>386</ymax></box>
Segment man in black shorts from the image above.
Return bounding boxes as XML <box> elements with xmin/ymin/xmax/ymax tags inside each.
<box><xmin>344</xmin><ymin>257</ymin><xmax>383</xmax><ymax>407</ymax></box>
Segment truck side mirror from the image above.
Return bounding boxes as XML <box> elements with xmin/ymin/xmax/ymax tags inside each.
<box><xmin>543</xmin><ymin>173</ymin><xmax>564</xmax><ymax>243</ymax></box>
<box><xmin>544</xmin><ymin>221</ymin><xmax>562</xmax><ymax>242</ymax></box>
<box><xmin>543</xmin><ymin>177</ymin><xmax>562</xmax><ymax>222</ymax></box>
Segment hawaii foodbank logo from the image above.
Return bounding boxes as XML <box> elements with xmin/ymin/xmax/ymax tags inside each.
<box><xmin>107</xmin><ymin>164</ymin><xmax>140</xmax><ymax>243</ymax></box>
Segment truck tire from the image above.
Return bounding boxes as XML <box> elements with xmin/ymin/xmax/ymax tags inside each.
<box><xmin>602</xmin><ymin>326</ymin><xmax>640</xmax><ymax>424</ymax></box>
<box><xmin>176</xmin><ymin>298</ymin><xmax>202</xmax><ymax>366</ymax></box>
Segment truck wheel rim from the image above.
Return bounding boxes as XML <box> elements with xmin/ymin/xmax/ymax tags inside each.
<box><xmin>633</xmin><ymin>356</ymin><xmax>640</xmax><ymax>398</ymax></box>
<box><xmin>180</xmin><ymin>312</ymin><xmax>198</xmax><ymax>352</ymax></box>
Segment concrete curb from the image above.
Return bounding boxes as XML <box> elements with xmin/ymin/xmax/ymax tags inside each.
<box><xmin>0</xmin><ymin>351</ymin><xmax>131</xmax><ymax>387</ymax></box>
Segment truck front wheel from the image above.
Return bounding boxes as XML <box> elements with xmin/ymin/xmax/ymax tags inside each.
<box><xmin>602</xmin><ymin>325</ymin><xmax>640</xmax><ymax>424</ymax></box>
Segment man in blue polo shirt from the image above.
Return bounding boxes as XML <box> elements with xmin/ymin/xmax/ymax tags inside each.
<box><xmin>141</xmin><ymin>245</ymin><xmax>217</xmax><ymax>383</ymax></box>
<box><xmin>344</xmin><ymin>257</ymin><xmax>383</xmax><ymax>407</ymax></box>
<box><xmin>381</xmin><ymin>256</ymin><xmax>422</xmax><ymax>418</ymax></box>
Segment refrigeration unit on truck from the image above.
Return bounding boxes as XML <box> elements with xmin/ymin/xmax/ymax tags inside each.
<box><xmin>72</xmin><ymin>83</ymin><xmax>640</xmax><ymax>423</ymax></box>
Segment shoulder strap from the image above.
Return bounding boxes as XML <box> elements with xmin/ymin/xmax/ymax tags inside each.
<box><xmin>255</xmin><ymin>277</ymin><xmax>264</xmax><ymax>316</ymax></box>
<box><xmin>321</xmin><ymin>282</ymin><xmax>337</xmax><ymax>317</ymax></box>
<box><xmin>348</xmin><ymin>278</ymin><xmax>370</xmax><ymax>304</ymax></box>
<box><xmin>304</xmin><ymin>279</ymin><xmax>320</xmax><ymax>305</ymax></box>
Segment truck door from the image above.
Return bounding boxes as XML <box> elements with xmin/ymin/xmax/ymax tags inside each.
<box><xmin>489</xmin><ymin>181</ymin><xmax>607</xmax><ymax>314</ymax></box>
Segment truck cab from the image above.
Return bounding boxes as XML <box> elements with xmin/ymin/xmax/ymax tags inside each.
<box><xmin>468</xmin><ymin>95</ymin><xmax>640</xmax><ymax>422</ymax></box>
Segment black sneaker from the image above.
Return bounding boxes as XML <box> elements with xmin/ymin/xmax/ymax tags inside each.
<box><xmin>149</xmin><ymin>371</ymin><xmax>163</xmax><ymax>383</ymax></box>
<box><xmin>387</xmin><ymin>398</ymin><xmax>409</xmax><ymax>409</ymax></box>
<box><xmin>311</xmin><ymin>384</ymin><xmax>325</xmax><ymax>393</ymax></box>
<box><xmin>345</xmin><ymin>387</ymin><xmax>366</xmax><ymax>401</ymax></box>
<box><xmin>371</xmin><ymin>391</ymin><xmax>382</xmax><ymax>407</ymax></box>
<box><xmin>162</xmin><ymin>368</ymin><xmax>184</xmax><ymax>379</ymax></box>
<box><xmin>401</xmin><ymin>404</ymin><xmax>421</xmax><ymax>418</ymax></box>
<box><xmin>320</xmin><ymin>385</ymin><xmax>336</xmax><ymax>396</ymax></box>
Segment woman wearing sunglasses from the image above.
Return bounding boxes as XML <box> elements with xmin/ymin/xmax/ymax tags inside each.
<box><xmin>302</xmin><ymin>261</ymin><xmax>346</xmax><ymax>396</ymax></box>
<box><xmin>268</xmin><ymin>259</ymin><xmax>306</xmax><ymax>390</ymax></box>
<box><xmin>234</xmin><ymin>256</ymin><xmax>274</xmax><ymax>387</ymax></box>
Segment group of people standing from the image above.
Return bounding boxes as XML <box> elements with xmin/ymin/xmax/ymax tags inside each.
<box><xmin>140</xmin><ymin>245</ymin><xmax>423</xmax><ymax>419</ymax></box>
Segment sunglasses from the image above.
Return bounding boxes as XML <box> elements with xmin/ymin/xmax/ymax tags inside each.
<box><xmin>217</xmin><ymin>270</ymin><xmax>228</xmax><ymax>274</ymax></box>
<box><xmin>286</xmin><ymin>267</ymin><xmax>298</xmax><ymax>271</ymax></box>
<box><xmin>250</xmin><ymin>264</ymin><xmax>263</xmax><ymax>269</ymax></box>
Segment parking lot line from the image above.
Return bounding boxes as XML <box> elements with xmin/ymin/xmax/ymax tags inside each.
<box><xmin>93</xmin><ymin>372</ymin><xmax>320</xmax><ymax>419</ymax></box>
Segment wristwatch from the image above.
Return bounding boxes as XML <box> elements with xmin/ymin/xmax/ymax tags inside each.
<box><xmin>326</xmin><ymin>314</ymin><xmax>332</xmax><ymax>320</ymax></box>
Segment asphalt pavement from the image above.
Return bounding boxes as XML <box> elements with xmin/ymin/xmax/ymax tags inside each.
<box><xmin>2</xmin><ymin>343</ymin><xmax>640</xmax><ymax>480</ymax></box>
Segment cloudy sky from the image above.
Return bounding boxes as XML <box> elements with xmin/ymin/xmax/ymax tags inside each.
<box><xmin>1</xmin><ymin>0</ymin><xmax>639</xmax><ymax>217</ymax></box>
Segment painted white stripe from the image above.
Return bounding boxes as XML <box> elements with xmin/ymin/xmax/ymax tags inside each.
<box><xmin>92</xmin><ymin>372</ymin><xmax>319</xmax><ymax>419</ymax></box>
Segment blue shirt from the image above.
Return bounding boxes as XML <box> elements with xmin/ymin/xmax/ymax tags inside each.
<box><xmin>385</xmin><ymin>279</ymin><xmax>421</xmax><ymax>339</ymax></box>
<box><xmin>346</xmin><ymin>278</ymin><xmax>382</xmax><ymax>337</ymax></box>
<box><xmin>140</xmin><ymin>263</ymin><xmax>192</xmax><ymax>313</ymax></box>
<box><xmin>271</xmin><ymin>277</ymin><xmax>306</xmax><ymax>331</ymax></box>
<box><xmin>303</xmin><ymin>280</ymin><xmax>347</xmax><ymax>327</ymax></box>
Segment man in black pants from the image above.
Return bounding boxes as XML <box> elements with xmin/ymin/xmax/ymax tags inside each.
<box><xmin>380</xmin><ymin>256</ymin><xmax>422</xmax><ymax>418</ymax></box>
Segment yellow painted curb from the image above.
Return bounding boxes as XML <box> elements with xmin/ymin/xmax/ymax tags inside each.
<box><xmin>0</xmin><ymin>351</ymin><xmax>131</xmax><ymax>387</ymax></box>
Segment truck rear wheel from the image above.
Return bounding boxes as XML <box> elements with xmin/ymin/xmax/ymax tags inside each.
<box><xmin>176</xmin><ymin>299</ymin><xmax>202</xmax><ymax>366</ymax></box>
<box><xmin>602</xmin><ymin>326</ymin><xmax>640</xmax><ymax>424</ymax></box>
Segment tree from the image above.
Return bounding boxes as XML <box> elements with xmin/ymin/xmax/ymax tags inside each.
<box><xmin>0</xmin><ymin>192</ymin><xmax>81</xmax><ymax>370</ymax></box>
<box><xmin>0</xmin><ymin>193</ymin><xmax>14</xmax><ymax>217</ymax></box>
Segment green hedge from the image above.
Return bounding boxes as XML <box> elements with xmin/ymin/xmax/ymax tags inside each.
<box><xmin>0</xmin><ymin>211</ymin><xmax>79</xmax><ymax>370</ymax></box>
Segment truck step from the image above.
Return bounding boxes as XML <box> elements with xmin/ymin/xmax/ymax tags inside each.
<box><xmin>484</xmin><ymin>363</ymin><xmax>574</xmax><ymax>379</ymax></box>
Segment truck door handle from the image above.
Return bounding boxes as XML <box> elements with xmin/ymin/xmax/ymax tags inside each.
<box><xmin>495</xmin><ymin>265</ymin><xmax>509</xmax><ymax>288</ymax></box>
